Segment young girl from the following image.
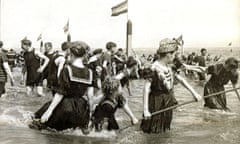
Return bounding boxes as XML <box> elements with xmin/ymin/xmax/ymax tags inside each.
<box><xmin>91</xmin><ymin>57</ymin><xmax>139</xmax><ymax>130</ymax></box>
<box><xmin>141</xmin><ymin>38</ymin><xmax>201</xmax><ymax>133</ymax></box>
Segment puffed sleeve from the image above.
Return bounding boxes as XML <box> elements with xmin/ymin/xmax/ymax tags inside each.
<box><xmin>230</xmin><ymin>71</ymin><xmax>239</xmax><ymax>85</ymax></box>
<box><xmin>141</xmin><ymin>67</ymin><xmax>155</xmax><ymax>81</ymax></box>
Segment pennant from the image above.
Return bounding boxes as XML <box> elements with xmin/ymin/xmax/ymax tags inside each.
<box><xmin>111</xmin><ymin>0</ymin><xmax>128</xmax><ymax>16</ymax></box>
<box><xmin>175</xmin><ymin>35</ymin><xmax>184</xmax><ymax>46</ymax></box>
<box><xmin>37</xmin><ymin>33</ymin><xmax>42</xmax><ymax>41</ymax></box>
<box><xmin>63</xmin><ymin>19</ymin><xmax>69</xmax><ymax>34</ymax></box>
<box><xmin>23</xmin><ymin>36</ymin><xmax>27</xmax><ymax>40</ymax></box>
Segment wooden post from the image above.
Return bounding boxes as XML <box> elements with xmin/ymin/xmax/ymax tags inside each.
<box><xmin>126</xmin><ymin>19</ymin><xmax>132</xmax><ymax>57</ymax></box>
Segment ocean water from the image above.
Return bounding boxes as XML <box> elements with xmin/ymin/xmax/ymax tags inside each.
<box><xmin>0</xmin><ymin>48</ymin><xmax>240</xmax><ymax>144</ymax></box>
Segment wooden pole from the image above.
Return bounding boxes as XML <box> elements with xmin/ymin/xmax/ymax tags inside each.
<box><xmin>126</xmin><ymin>20</ymin><xmax>132</xmax><ymax>57</ymax></box>
<box><xmin>119</xmin><ymin>87</ymin><xmax>240</xmax><ymax>132</ymax></box>
<box><xmin>0</xmin><ymin>0</ymin><xmax>2</xmax><ymax>40</ymax></box>
<box><xmin>151</xmin><ymin>87</ymin><xmax>240</xmax><ymax>116</ymax></box>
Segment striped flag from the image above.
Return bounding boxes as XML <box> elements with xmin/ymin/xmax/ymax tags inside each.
<box><xmin>111</xmin><ymin>0</ymin><xmax>128</xmax><ymax>16</ymax></box>
<box><xmin>63</xmin><ymin>19</ymin><xmax>69</xmax><ymax>34</ymax></box>
<box><xmin>37</xmin><ymin>33</ymin><xmax>42</xmax><ymax>41</ymax></box>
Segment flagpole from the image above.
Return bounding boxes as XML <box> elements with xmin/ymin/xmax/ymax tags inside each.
<box><xmin>126</xmin><ymin>0</ymin><xmax>132</xmax><ymax>57</ymax></box>
<box><xmin>0</xmin><ymin>0</ymin><xmax>2</xmax><ymax>40</ymax></box>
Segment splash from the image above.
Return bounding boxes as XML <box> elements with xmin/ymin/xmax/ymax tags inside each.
<box><xmin>0</xmin><ymin>106</ymin><xmax>33</xmax><ymax>127</ymax></box>
<box><xmin>61</xmin><ymin>128</ymin><xmax>117</xmax><ymax>138</ymax></box>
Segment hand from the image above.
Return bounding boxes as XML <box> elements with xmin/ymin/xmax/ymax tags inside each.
<box><xmin>193</xmin><ymin>93</ymin><xmax>202</xmax><ymax>101</ymax></box>
<box><xmin>37</xmin><ymin>67</ymin><xmax>44</xmax><ymax>73</ymax></box>
<box><xmin>131</xmin><ymin>118</ymin><xmax>139</xmax><ymax>125</ymax></box>
<box><xmin>40</xmin><ymin>112</ymin><xmax>51</xmax><ymax>123</ymax></box>
<box><xmin>143</xmin><ymin>110</ymin><xmax>151</xmax><ymax>119</ymax></box>
<box><xmin>96</xmin><ymin>66</ymin><xmax>102</xmax><ymax>75</ymax></box>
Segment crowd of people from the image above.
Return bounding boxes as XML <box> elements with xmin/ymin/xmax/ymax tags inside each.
<box><xmin>0</xmin><ymin>37</ymin><xmax>239</xmax><ymax>135</ymax></box>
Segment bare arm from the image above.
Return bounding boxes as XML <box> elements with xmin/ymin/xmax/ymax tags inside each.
<box><xmin>86</xmin><ymin>86</ymin><xmax>94</xmax><ymax>116</ymax></box>
<box><xmin>3</xmin><ymin>62</ymin><xmax>14</xmax><ymax>84</ymax></box>
<box><xmin>232</xmin><ymin>83</ymin><xmax>240</xmax><ymax>102</ymax></box>
<box><xmin>34</xmin><ymin>50</ymin><xmax>49</xmax><ymax>73</ymax></box>
<box><xmin>143</xmin><ymin>80</ymin><xmax>151</xmax><ymax>118</ymax></box>
<box><xmin>175</xmin><ymin>74</ymin><xmax>202</xmax><ymax>101</ymax></box>
<box><xmin>55</xmin><ymin>56</ymin><xmax>66</xmax><ymax>77</ymax></box>
<box><xmin>182</xmin><ymin>63</ymin><xmax>207</xmax><ymax>73</ymax></box>
<box><xmin>41</xmin><ymin>93</ymin><xmax>64</xmax><ymax>123</ymax></box>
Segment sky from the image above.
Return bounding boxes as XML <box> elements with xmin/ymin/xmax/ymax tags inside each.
<box><xmin>0</xmin><ymin>0</ymin><xmax>239</xmax><ymax>50</ymax></box>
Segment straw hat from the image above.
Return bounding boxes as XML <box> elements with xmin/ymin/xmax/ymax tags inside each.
<box><xmin>157</xmin><ymin>38</ymin><xmax>178</xmax><ymax>54</ymax></box>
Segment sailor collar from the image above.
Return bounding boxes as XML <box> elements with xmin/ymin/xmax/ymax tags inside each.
<box><xmin>67</xmin><ymin>65</ymin><xmax>93</xmax><ymax>85</ymax></box>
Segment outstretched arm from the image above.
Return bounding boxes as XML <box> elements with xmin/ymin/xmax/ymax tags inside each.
<box><xmin>175</xmin><ymin>74</ymin><xmax>202</xmax><ymax>101</ymax></box>
<box><xmin>232</xmin><ymin>83</ymin><xmax>240</xmax><ymax>102</ymax></box>
<box><xmin>143</xmin><ymin>80</ymin><xmax>151</xmax><ymax>118</ymax></box>
<box><xmin>182</xmin><ymin>63</ymin><xmax>207</xmax><ymax>73</ymax></box>
<box><xmin>41</xmin><ymin>93</ymin><xmax>64</xmax><ymax>123</ymax></box>
<box><xmin>3</xmin><ymin>62</ymin><xmax>14</xmax><ymax>85</ymax></box>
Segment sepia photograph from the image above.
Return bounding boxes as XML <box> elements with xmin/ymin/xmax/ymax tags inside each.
<box><xmin>0</xmin><ymin>0</ymin><xmax>239</xmax><ymax>143</ymax></box>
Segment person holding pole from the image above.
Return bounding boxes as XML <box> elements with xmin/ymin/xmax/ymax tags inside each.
<box><xmin>203</xmin><ymin>57</ymin><xmax>239</xmax><ymax>111</ymax></box>
<box><xmin>140</xmin><ymin>38</ymin><xmax>201</xmax><ymax>133</ymax></box>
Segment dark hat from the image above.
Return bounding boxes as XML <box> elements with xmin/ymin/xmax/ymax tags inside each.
<box><xmin>93</xmin><ymin>48</ymin><xmax>103</xmax><ymax>55</ymax></box>
<box><xmin>157</xmin><ymin>38</ymin><xmax>178</xmax><ymax>54</ymax></box>
<box><xmin>106</xmin><ymin>41</ymin><xmax>117</xmax><ymax>50</ymax></box>
<box><xmin>21</xmin><ymin>39</ymin><xmax>32</xmax><ymax>46</ymax></box>
<box><xmin>0</xmin><ymin>41</ymin><xmax>3</xmax><ymax>47</ymax></box>
<box><xmin>126</xmin><ymin>56</ymin><xmax>137</xmax><ymax>68</ymax></box>
<box><xmin>69</xmin><ymin>41</ymin><xmax>89</xmax><ymax>57</ymax></box>
<box><xmin>201</xmin><ymin>48</ymin><xmax>207</xmax><ymax>53</ymax></box>
<box><xmin>61</xmin><ymin>41</ymin><xmax>71</xmax><ymax>51</ymax></box>
<box><xmin>225</xmin><ymin>57</ymin><xmax>239</xmax><ymax>69</ymax></box>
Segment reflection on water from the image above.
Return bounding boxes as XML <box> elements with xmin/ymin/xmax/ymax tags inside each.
<box><xmin>0</xmin><ymin>76</ymin><xmax>240</xmax><ymax>144</ymax></box>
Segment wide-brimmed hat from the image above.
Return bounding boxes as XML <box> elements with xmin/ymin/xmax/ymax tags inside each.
<box><xmin>157</xmin><ymin>38</ymin><xmax>178</xmax><ymax>54</ymax></box>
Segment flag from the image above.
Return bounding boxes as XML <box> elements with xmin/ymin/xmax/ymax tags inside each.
<box><xmin>37</xmin><ymin>33</ymin><xmax>42</xmax><ymax>41</ymax></box>
<box><xmin>111</xmin><ymin>0</ymin><xmax>128</xmax><ymax>16</ymax></box>
<box><xmin>63</xmin><ymin>19</ymin><xmax>69</xmax><ymax>34</ymax></box>
<box><xmin>228</xmin><ymin>42</ymin><xmax>232</xmax><ymax>46</ymax></box>
<box><xmin>175</xmin><ymin>35</ymin><xmax>184</xmax><ymax>46</ymax></box>
<box><xmin>23</xmin><ymin>36</ymin><xmax>27</xmax><ymax>40</ymax></box>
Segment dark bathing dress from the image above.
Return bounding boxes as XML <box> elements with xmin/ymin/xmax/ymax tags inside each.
<box><xmin>34</xmin><ymin>64</ymin><xmax>93</xmax><ymax>130</ymax></box>
<box><xmin>141</xmin><ymin>62</ymin><xmax>178</xmax><ymax>133</ymax></box>
<box><xmin>204</xmin><ymin>64</ymin><xmax>238</xmax><ymax>110</ymax></box>
<box><xmin>24</xmin><ymin>49</ymin><xmax>43</xmax><ymax>86</ymax></box>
